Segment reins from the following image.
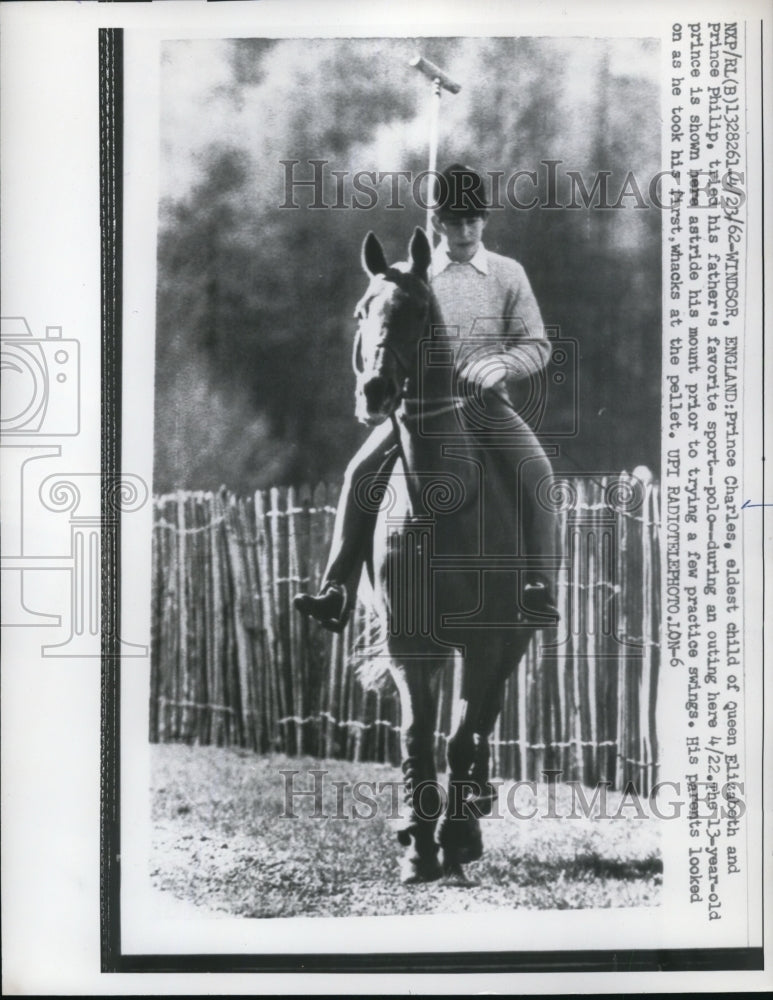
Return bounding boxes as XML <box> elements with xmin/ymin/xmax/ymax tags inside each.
<box><xmin>398</xmin><ymin>396</ymin><xmax>464</xmax><ymax>422</ymax></box>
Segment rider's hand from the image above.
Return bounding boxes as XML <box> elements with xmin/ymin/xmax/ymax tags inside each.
<box><xmin>458</xmin><ymin>355</ymin><xmax>510</xmax><ymax>392</ymax></box>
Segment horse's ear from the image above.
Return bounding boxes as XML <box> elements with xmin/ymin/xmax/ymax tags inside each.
<box><xmin>362</xmin><ymin>231</ymin><xmax>388</xmax><ymax>276</ymax></box>
<box><xmin>409</xmin><ymin>227</ymin><xmax>432</xmax><ymax>277</ymax></box>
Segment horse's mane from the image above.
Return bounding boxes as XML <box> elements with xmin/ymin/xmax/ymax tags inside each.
<box><xmin>385</xmin><ymin>260</ymin><xmax>446</xmax><ymax>333</ymax></box>
<box><xmin>426</xmin><ymin>286</ymin><xmax>446</xmax><ymax>335</ymax></box>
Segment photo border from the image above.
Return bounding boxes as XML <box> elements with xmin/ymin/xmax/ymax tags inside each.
<box><xmin>98</xmin><ymin>21</ymin><xmax>767</xmax><ymax>978</ymax></box>
<box><xmin>100</xmin><ymin>24</ymin><xmax>124</xmax><ymax>974</ymax></box>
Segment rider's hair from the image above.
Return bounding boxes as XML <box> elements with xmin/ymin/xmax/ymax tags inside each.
<box><xmin>434</xmin><ymin>163</ymin><xmax>490</xmax><ymax>220</ymax></box>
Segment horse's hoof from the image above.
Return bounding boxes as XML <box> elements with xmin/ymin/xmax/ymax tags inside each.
<box><xmin>453</xmin><ymin>838</ymin><xmax>483</xmax><ymax>864</ymax></box>
<box><xmin>438</xmin><ymin>832</ymin><xmax>483</xmax><ymax>864</ymax></box>
<box><xmin>399</xmin><ymin>854</ymin><xmax>443</xmax><ymax>885</ymax></box>
<box><xmin>394</xmin><ymin>815</ymin><xmax>419</xmax><ymax>847</ymax></box>
<box><xmin>441</xmin><ymin>861</ymin><xmax>478</xmax><ymax>886</ymax></box>
<box><xmin>438</xmin><ymin>814</ymin><xmax>483</xmax><ymax>863</ymax></box>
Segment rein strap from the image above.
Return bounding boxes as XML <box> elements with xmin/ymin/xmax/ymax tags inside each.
<box><xmin>399</xmin><ymin>396</ymin><xmax>465</xmax><ymax>422</ymax></box>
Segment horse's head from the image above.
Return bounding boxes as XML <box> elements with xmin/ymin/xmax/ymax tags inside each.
<box><xmin>352</xmin><ymin>228</ymin><xmax>432</xmax><ymax>426</ymax></box>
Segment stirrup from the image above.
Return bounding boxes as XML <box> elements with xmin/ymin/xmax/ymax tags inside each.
<box><xmin>292</xmin><ymin>583</ymin><xmax>349</xmax><ymax>632</ymax></box>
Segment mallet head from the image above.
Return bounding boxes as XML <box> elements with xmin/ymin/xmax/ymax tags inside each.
<box><xmin>409</xmin><ymin>54</ymin><xmax>461</xmax><ymax>94</ymax></box>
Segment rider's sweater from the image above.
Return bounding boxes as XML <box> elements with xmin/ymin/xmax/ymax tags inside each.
<box><xmin>431</xmin><ymin>243</ymin><xmax>550</xmax><ymax>392</ymax></box>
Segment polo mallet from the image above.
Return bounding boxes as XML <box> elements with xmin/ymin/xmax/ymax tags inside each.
<box><xmin>409</xmin><ymin>55</ymin><xmax>462</xmax><ymax>237</ymax></box>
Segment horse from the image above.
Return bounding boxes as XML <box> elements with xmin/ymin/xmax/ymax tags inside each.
<box><xmin>351</xmin><ymin>227</ymin><xmax>541</xmax><ymax>883</ymax></box>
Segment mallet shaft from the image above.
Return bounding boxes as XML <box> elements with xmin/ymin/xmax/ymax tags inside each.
<box><xmin>409</xmin><ymin>53</ymin><xmax>461</xmax><ymax>238</ymax></box>
<box><xmin>427</xmin><ymin>85</ymin><xmax>440</xmax><ymax>234</ymax></box>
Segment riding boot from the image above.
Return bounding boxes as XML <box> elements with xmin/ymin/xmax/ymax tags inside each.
<box><xmin>518</xmin><ymin>439</ymin><xmax>561</xmax><ymax>622</ymax></box>
<box><xmin>522</xmin><ymin>573</ymin><xmax>560</xmax><ymax>620</ymax></box>
<box><xmin>292</xmin><ymin>583</ymin><xmax>349</xmax><ymax>633</ymax></box>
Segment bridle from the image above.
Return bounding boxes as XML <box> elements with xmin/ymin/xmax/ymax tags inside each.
<box><xmin>351</xmin><ymin>325</ymin><xmax>413</xmax><ymax>385</ymax></box>
<box><xmin>352</xmin><ymin>294</ymin><xmax>463</xmax><ymax>423</ymax></box>
<box><xmin>350</xmin><ymin>258</ymin><xmax>467</xmax><ymax>518</ymax></box>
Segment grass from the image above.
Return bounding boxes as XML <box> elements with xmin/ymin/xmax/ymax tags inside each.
<box><xmin>150</xmin><ymin>743</ymin><xmax>662</xmax><ymax>918</ymax></box>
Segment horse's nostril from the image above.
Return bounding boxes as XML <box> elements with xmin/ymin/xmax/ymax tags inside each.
<box><xmin>363</xmin><ymin>377</ymin><xmax>387</xmax><ymax>411</ymax></box>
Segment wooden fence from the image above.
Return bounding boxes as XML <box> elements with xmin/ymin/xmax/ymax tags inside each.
<box><xmin>150</xmin><ymin>475</ymin><xmax>661</xmax><ymax>792</ymax></box>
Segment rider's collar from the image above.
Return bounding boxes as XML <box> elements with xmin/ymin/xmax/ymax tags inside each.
<box><xmin>431</xmin><ymin>242</ymin><xmax>489</xmax><ymax>277</ymax></box>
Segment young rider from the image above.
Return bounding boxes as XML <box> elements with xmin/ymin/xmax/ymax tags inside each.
<box><xmin>294</xmin><ymin>163</ymin><xmax>559</xmax><ymax>631</ymax></box>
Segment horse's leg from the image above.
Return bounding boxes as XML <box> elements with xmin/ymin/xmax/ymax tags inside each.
<box><xmin>438</xmin><ymin>634</ymin><xmax>534</xmax><ymax>877</ymax></box>
<box><xmin>464</xmin><ymin>632</ymin><xmax>536</xmax><ymax>814</ymax></box>
<box><xmin>437</xmin><ymin>649</ymin><xmax>503</xmax><ymax>877</ymax></box>
<box><xmin>389</xmin><ymin>660</ymin><xmax>445</xmax><ymax>884</ymax></box>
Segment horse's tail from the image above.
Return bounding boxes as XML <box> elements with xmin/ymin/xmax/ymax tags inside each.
<box><xmin>349</xmin><ymin>603</ymin><xmax>392</xmax><ymax>691</ymax></box>
<box><xmin>351</xmin><ymin>570</ymin><xmax>391</xmax><ymax>691</ymax></box>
